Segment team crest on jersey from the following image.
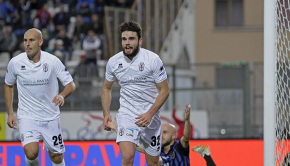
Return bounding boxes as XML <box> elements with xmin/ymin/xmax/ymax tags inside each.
<box><xmin>171</xmin><ymin>152</ymin><xmax>175</xmax><ymax>159</ymax></box>
<box><xmin>43</xmin><ymin>63</ymin><xmax>49</xmax><ymax>72</ymax></box>
<box><xmin>118</xmin><ymin>63</ymin><xmax>123</xmax><ymax>69</ymax></box>
<box><xmin>139</xmin><ymin>62</ymin><xmax>145</xmax><ymax>71</ymax></box>
<box><xmin>119</xmin><ymin>127</ymin><xmax>125</xmax><ymax>136</ymax></box>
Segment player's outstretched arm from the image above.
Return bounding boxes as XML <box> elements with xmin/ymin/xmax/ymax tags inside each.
<box><xmin>180</xmin><ymin>104</ymin><xmax>191</xmax><ymax>148</ymax></box>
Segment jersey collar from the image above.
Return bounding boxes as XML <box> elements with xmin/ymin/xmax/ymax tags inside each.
<box><xmin>27</xmin><ymin>51</ymin><xmax>43</xmax><ymax>66</ymax></box>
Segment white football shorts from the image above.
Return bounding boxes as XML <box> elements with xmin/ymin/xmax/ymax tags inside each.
<box><xmin>116</xmin><ymin>112</ymin><xmax>162</xmax><ymax>156</ymax></box>
<box><xmin>18</xmin><ymin>118</ymin><xmax>65</xmax><ymax>154</ymax></box>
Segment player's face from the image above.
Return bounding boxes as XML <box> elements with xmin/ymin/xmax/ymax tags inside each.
<box><xmin>161</xmin><ymin>124</ymin><xmax>175</xmax><ymax>147</ymax></box>
<box><xmin>121</xmin><ymin>31</ymin><xmax>142</xmax><ymax>59</ymax></box>
<box><xmin>24</xmin><ymin>30</ymin><xmax>43</xmax><ymax>59</ymax></box>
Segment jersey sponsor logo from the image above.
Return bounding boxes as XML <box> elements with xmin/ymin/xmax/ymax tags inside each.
<box><xmin>119</xmin><ymin>127</ymin><xmax>124</xmax><ymax>136</ymax></box>
<box><xmin>119</xmin><ymin>76</ymin><xmax>147</xmax><ymax>84</ymax></box>
<box><xmin>118</xmin><ymin>63</ymin><xmax>123</xmax><ymax>69</ymax></box>
<box><xmin>25</xmin><ymin>131</ymin><xmax>33</xmax><ymax>139</ymax></box>
<box><xmin>139</xmin><ymin>62</ymin><xmax>145</xmax><ymax>71</ymax></box>
<box><xmin>125</xmin><ymin>128</ymin><xmax>134</xmax><ymax>137</ymax></box>
<box><xmin>159</xmin><ymin>71</ymin><xmax>165</xmax><ymax>77</ymax></box>
<box><xmin>23</xmin><ymin>79</ymin><xmax>50</xmax><ymax>86</ymax></box>
<box><xmin>21</xmin><ymin>66</ymin><xmax>26</xmax><ymax>70</ymax></box>
<box><xmin>43</xmin><ymin>63</ymin><xmax>48</xmax><ymax>72</ymax></box>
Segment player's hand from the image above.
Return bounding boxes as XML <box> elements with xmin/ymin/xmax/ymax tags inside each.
<box><xmin>135</xmin><ymin>112</ymin><xmax>153</xmax><ymax>127</ymax></box>
<box><xmin>7</xmin><ymin>113</ymin><xmax>17</xmax><ymax>129</ymax></box>
<box><xmin>103</xmin><ymin>114</ymin><xmax>112</xmax><ymax>131</ymax></box>
<box><xmin>107</xmin><ymin>118</ymin><xmax>117</xmax><ymax>132</ymax></box>
<box><xmin>184</xmin><ymin>104</ymin><xmax>191</xmax><ymax>121</ymax></box>
<box><xmin>53</xmin><ymin>94</ymin><xmax>65</xmax><ymax>106</ymax></box>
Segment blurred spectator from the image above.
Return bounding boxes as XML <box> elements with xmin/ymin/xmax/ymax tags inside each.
<box><xmin>76</xmin><ymin>0</ymin><xmax>95</xmax><ymax>17</ymax></box>
<box><xmin>35</xmin><ymin>3</ymin><xmax>51</xmax><ymax>30</ymax></box>
<box><xmin>76</xmin><ymin>1</ymin><xmax>92</xmax><ymax>23</ymax></box>
<box><xmin>10</xmin><ymin>10</ymin><xmax>23</xmax><ymax>50</ymax></box>
<box><xmin>0</xmin><ymin>26</ymin><xmax>17</xmax><ymax>59</ymax></box>
<box><xmin>53</xmin><ymin>0</ymin><xmax>70</xmax><ymax>8</ymax></box>
<box><xmin>87</xmin><ymin>13</ymin><xmax>104</xmax><ymax>59</ymax></box>
<box><xmin>54</xmin><ymin>50</ymin><xmax>64</xmax><ymax>60</ymax></box>
<box><xmin>29</xmin><ymin>0</ymin><xmax>47</xmax><ymax>10</ymax></box>
<box><xmin>0</xmin><ymin>0</ymin><xmax>15</xmax><ymax>24</ymax></box>
<box><xmin>73</xmin><ymin>53</ymin><xmax>98</xmax><ymax>78</ymax></box>
<box><xmin>109</xmin><ymin>0</ymin><xmax>135</xmax><ymax>8</ymax></box>
<box><xmin>82</xmin><ymin>29</ymin><xmax>101</xmax><ymax>67</ymax></box>
<box><xmin>88</xmin><ymin>13</ymin><xmax>103</xmax><ymax>35</ymax></box>
<box><xmin>53</xmin><ymin>39</ymin><xmax>66</xmax><ymax>64</ymax></box>
<box><xmin>13</xmin><ymin>0</ymin><xmax>33</xmax><ymax>30</ymax></box>
<box><xmin>73</xmin><ymin>53</ymin><xmax>87</xmax><ymax>78</ymax></box>
<box><xmin>72</xmin><ymin>34</ymin><xmax>82</xmax><ymax>50</ymax></box>
<box><xmin>68</xmin><ymin>0</ymin><xmax>78</xmax><ymax>16</ymax></box>
<box><xmin>56</xmin><ymin>29</ymin><xmax>73</xmax><ymax>60</ymax></box>
<box><xmin>94</xmin><ymin>0</ymin><xmax>106</xmax><ymax>15</ymax></box>
<box><xmin>73</xmin><ymin>14</ymin><xmax>89</xmax><ymax>40</ymax></box>
<box><xmin>73</xmin><ymin>53</ymin><xmax>97</xmax><ymax>108</ymax></box>
<box><xmin>13</xmin><ymin>40</ymin><xmax>25</xmax><ymax>56</ymax></box>
<box><xmin>53</xmin><ymin>3</ymin><xmax>70</xmax><ymax>33</ymax></box>
<box><xmin>11</xmin><ymin>0</ymin><xmax>33</xmax><ymax>50</ymax></box>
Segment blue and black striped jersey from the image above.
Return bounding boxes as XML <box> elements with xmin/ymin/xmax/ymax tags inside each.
<box><xmin>160</xmin><ymin>141</ymin><xmax>190</xmax><ymax>166</ymax></box>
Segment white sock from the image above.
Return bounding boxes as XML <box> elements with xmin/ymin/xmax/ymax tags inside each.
<box><xmin>25</xmin><ymin>156</ymin><xmax>39</xmax><ymax>166</ymax></box>
<box><xmin>52</xmin><ymin>159</ymin><xmax>65</xmax><ymax>166</ymax></box>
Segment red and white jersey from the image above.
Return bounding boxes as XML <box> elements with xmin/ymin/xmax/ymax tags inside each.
<box><xmin>105</xmin><ymin>48</ymin><xmax>167</xmax><ymax>116</ymax></box>
<box><xmin>5</xmin><ymin>51</ymin><xmax>73</xmax><ymax>121</ymax></box>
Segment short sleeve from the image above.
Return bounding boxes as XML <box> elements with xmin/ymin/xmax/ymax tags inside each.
<box><xmin>55</xmin><ymin>58</ymin><xmax>73</xmax><ymax>86</ymax></box>
<box><xmin>105</xmin><ymin>60</ymin><xmax>115</xmax><ymax>82</ymax></box>
<box><xmin>152</xmin><ymin>57</ymin><xmax>167</xmax><ymax>83</ymax></box>
<box><xmin>5</xmin><ymin>60</ymin><xmax>17</xmax><ymax>86</ymax></box>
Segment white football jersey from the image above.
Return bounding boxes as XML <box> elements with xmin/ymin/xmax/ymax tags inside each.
<box><xmin>106</xmin><ymin>48</ymin><xmax>167</xmax><ymax>116</ymax></box>
<box><xmin>5</xmin><ymin>51</ymin><xmax>73</xmax><ymax>121</ymax></box>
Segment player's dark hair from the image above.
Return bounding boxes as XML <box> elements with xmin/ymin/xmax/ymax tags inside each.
<box><xmin>119</xmin><ymin>20</ymin><xmax>142</xmax><ymax>39</ymax></box>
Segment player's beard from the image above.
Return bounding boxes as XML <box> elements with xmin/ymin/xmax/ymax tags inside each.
<box><xmin>123</xmin><ymin>43</ymin><xmax>140</xmax><ymax>59</ymax></box>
